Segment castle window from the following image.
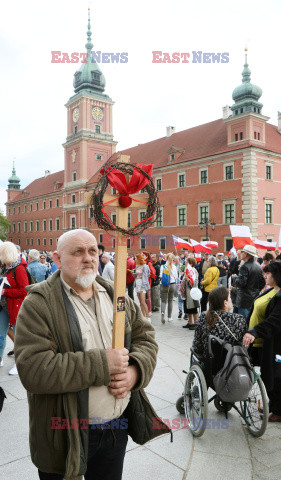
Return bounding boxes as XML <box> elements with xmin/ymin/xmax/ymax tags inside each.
<box><xmin>56</xmin><ymin>218</ymin><xmax>60</xmax><ymax>230</ymax></box>
<box><xmin>266</xmin><ymin>165</ymin><xmax>272</xmax><ymax>180</ymax></box>
<box><xmin>111</xmin><ymin>213</ymin><xmax>117</xmax><ymax>225</ymax></box>
<box><xmin>178</xmin><ymin>206</ymin><xmax>187</xmax><ymax>226</ymax></box>
<box><xmin>254</xmin><ymin>132</ymin><xmax>257</xmax><ymax>139</ymax></box>
<box><xmin>36</xmin><ymin>221</ymin><xmax>39</xmax><ymax>232</ymax></box>
<box><xmin>156</xmin><ymin>207</ymin><xmax>163</xmax><ymax>227</ymax></box>
<box><xmin>95</xmin><ymin>125</ymin><xmax>101</xmax><ymax>134</ymax></box>
<box><xmin>225</xmin><ymin>164</ymin><xmax>234</xmax><ymax>180</ymax></box>
<box><xmin>30</xmin><ymin>203</ymin><xmax>32</xmax><ymax>212</ymax></box>
<box><xmin>49</xmin><ymin>200</ymin><xmax>52</xmax><ymax>208</ymax></box>
<box><xmin>18</xmin><ymin>206</ymin><xmax>20</xmax><ymax>214</ymax></box>
<box><xmin>156</xmin><ymin>178</ymin><xmax>162</xmax><ymax>191</ymax></box>
<box><xmin>13</xmin><ymin>207</ymin><xmax>15</xmax><ymax>214</ymax></box>
<box><xmin>225</xmin><ymin>203</ymin><xmax>235</xmax><ymax>224</ymax></box>
<box><xmin>56</xmin><ymin>198</ymin><xmax>59</xmax><ymax>207</ymax></box>
<box><xmin>96</xmin><ymin>154</ymin><xmax>102</xmax><ymax>161</ymax></box>
<box><xmin>43</xmin><ymin>238</ymin><xmax>46</xmax><ymax>246</ymax></box>
<box><xmin>240</xmin><ymin>108</ymin><xmax>243</xmax><ymax>114</ymax></box>
<box><xmin>178</xmin><ymin>173</ymin><xmax>185</xmax><ymax>188</ymax></box>
<box><xmin>258</xmin><ymin>132</ymin><xmax>260</xmax><ymax>140</ymax></box>
<box><xmin>235</xmin><ymin>110</ymin><xmax>238</xmax><ymax>115</ymax></box>
<box><xmin>240</xmin><ymin>132</ymin><xmax>243</xmax><ymax>140</ymax></box>
<box><xmin>37</xmin><ymin>238</ymin><xmax>40</xmax><ymax>246</ymax></box>
<box><xmin>24</xmin><ymin>204</ymin><xmax>27</xmax><ymax>213</ymax></box>
<box><xmin>254</xmin><ymin>107</ymin><xmax>257</xmax><ymax>112</ymax></box>
<box><xmin>43</xmin><ymin>220</ymin><xmax>46</xmax><ymax>231</ymax></box>
<box><xmin>160</xmin><ymin>237</ymin><xmax>166</xmax><ymax>250</ymax></box>
<box><xmin>235</xmin><ymin>133</ymin><xmax>238</xmax><ymax>141</ymax></box>
<box><xmin>200</xmin><ymin>169</ymin><xmax>208</xmax><ymax>184</ymax></box>
<box><xmin>74</xmin><ymin>126</ymin><xmax>78</xmax><ymax>134</ymax></box>
<box><xmin>140</xmin><ymin>236</ymin><xmax>146</xmax><ymax>249</ymax></box>
<box><xmin>72</xmin><ymin>194</ymin><xmax>76</xmax><ymax>204</ymax></box>
<box><xmin>72</xmin><ymin>171</ymin><xmax>77</xmax><ymax>181</ymax></box>
<box><xmin>265</xmin><ymin>203</ymin><xmax>273</xmax><ymax>224</ymax></box>
<box><xmin>127</xmin><ymin>238</ymin><xmax>131</xmax><ymax>249</ymax></box>
<box><xmin>30</xmin><ymin>238</ymin><xmax>33</xmax><ymax>246</ymax></box>
<box><xmin>49</xmin><ymin>238</ymin><xmax>53</xmax><ymax>246</ymax></box>
<box><xmin>36</xmin><ymin>202</ymin><xmax>39</xmax><ymax>211</ymax></box>
<box><xmin>43</xmin><ymin>200</ymin><xmax>46</xmax><ymax>209</ymax></box>
<box><xmin>24</xmin><ymin>221</ymin><xmax>27</xmax><ymax>232</ymax></box>
<box><xmin>128</xmin><ymin>212</ymin><xmax>131</xmax><ymax>228</ymax></box>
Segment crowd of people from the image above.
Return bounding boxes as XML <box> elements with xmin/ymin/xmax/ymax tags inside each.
<box><xmin>1</xmin><ymin>234</ymin><xmax>281</xmax><ymax>479</ymax></box>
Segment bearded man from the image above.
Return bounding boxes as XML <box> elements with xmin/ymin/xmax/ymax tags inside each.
<box><xmin>15</xmin><ymin>229</ymin><xmax>167</xmax><ymax>480</ymax></box>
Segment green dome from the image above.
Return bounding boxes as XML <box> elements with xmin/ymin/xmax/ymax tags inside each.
<box><xmin>73</xmin><ymin>10</ymin><xmax>106</xmax><ymax>95</ymax></box>
<box><xmin>231</xmin><ymin>52</ymin><xmax>263</xmax><ymax>116</ymax></box>
<box><xmin>8</xmin><ymin>163</ymin><xmax>21</xmax><ymax>190</ymax></box>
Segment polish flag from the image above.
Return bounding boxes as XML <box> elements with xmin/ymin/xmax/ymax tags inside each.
<box><xmin>189</xmin><ymin>239</ymin><xmax>212</xmax><ymax>254</ymax></box>
<box><xmin>172</xmin><ymin>235</ymin><xmax>193</xmax><ymax>250</ymax></box>
<box><xmin>201</xmin><ymin>240</ymin><xmax>219</xmax><ymax>249</ymax></box>
<box><xmin>229</xmin><ymin>225</ymin><xmax>255</xmax><ymax>249</ymax></box>
<box><xmin>254</xmin><ymin>239</ymin><xmax>276</xmax><ymax>251</ymax></box>
<box><xmin>186</xmin><ymin>263</ymin><xmax>196</xmax><ymax>286</ymax></box>
<box><xmin>195</xmin><ymin>253</ymin><xmax>202</xmax><ymax>262</ymax></box>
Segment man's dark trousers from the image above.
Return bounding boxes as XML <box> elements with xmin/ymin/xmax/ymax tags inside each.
<box><xmin>38</xmin><ymin>419</ymin><xmax>128</xmax><ymax>480</ymax></box>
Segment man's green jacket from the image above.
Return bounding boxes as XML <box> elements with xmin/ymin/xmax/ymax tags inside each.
<box><xmin>15</xmin><ymin>270</ymin><xmax>169</xmax><ymax>479</ymax></box>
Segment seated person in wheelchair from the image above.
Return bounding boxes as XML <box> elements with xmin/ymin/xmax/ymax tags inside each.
<box><xmin>192</xmin><ymin>286</ymin><xmax>248</xmax><ymax>363</ymax></box>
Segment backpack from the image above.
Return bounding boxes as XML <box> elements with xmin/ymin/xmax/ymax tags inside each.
<box><xmin>12</xmin><ymin>267</ymin><xmax>38</xmax><ymax>285</ymax></box>
<box><xmin>209</xmin><ymin>334</ymin><xmax>254</xmax><ymax>403</ymax></box>
<box><xmin>161</xmin><ymin>265</ymin><xmax>171</xmax><ymax>287</ymax></box>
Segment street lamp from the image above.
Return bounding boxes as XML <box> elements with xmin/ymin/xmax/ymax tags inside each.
<box><xmin>199</xmin><ymin>218</ymin><xmax>216</xmax><ymax>240</ymax></box>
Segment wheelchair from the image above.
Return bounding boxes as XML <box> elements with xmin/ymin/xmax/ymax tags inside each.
<box><xmin>176</xmin><ymin>336</ymin><xmax>268</xmax><ymax>438</ymax></box>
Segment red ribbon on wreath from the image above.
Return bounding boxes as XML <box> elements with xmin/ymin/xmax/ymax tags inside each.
<box><xmin>100</xmin><ymin>163</ymin><xmax>154</xmax><ymax>229</ymax></box>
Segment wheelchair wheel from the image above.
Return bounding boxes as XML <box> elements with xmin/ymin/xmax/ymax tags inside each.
<box><xmin>241</xmin><ymin>376</ymin><xmax>268</xmax><ymax>437</ymax></box>
<box><xmin>176</xmin><ymin>396</ymin><xmax>185</xmax><ymax>414</ymax></box>
<box><xmin>214</xmin><ymin>397</ymin><xmax>232</xmax><ymax>413</ymax></box>
<box><xmin>184</xmin><ymin>365</ymin><xmax>208</xmax><ymax>437</ymax></box>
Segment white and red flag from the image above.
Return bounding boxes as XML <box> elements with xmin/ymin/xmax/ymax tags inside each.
<box><xmin>201</xmin><ymin>240</ymin><xmax>218</xmax><ymax>249</ymax></box>
<box><xmin>229</xmin><ymin>225</ymin><xmax>255</xmax><ymax>249</ymax></box>
<box><xmin>172</xmin><ymin>235</ymin><xmax>193</xmax><ymax>250</ymax></box>
<box><xmin>185</xmin><ymin>263</ymin><xmax>196</xmax><ymax>286</ymax></box>
<box><xmin>254</xmin><ymin>239</ymin><xmax>276</xmax><ymax>251</ymax></box>
<box><xmin>195</xmin><ymin>253</ymin><xmax>202</xmax><ymax>262</ymax></box>
<box><xmin>189</xmin><ymin>239</ymin><xmax>212</xmax><ymax>253</ymax></box>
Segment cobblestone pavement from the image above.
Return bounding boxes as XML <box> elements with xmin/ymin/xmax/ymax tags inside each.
<box><xmin>0</xmin><ymin>300</ymin><xmax>280</xmax><ymax>479</ymax></box>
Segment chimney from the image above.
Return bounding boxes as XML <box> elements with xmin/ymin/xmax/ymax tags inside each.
<box><xmin>222</xmin><ymin>105</ymin><xmax>232</xmax><ymax>120</ymax></box>
<box><xmin>45</xmin><ymin>170</ymin><xmax>51</xmax><ymax>177</ymax></box>
<box><xmin>278</xmin><ymin>112</ymin><xmax>281</xmax><ymax>134</ymax></box>
<box><xmin>166</xmin><ymin>126</ymin><xmax>175</xmax><ymax>137</ymax></box>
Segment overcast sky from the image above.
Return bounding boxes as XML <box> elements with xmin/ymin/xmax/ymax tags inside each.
<box><xmin>1</xmin><ymin>0</ymin><xmax>281</xmax><ymax>214</ymax></box>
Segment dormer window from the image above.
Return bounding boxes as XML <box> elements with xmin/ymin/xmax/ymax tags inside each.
<box><xmin>92</xmin><ymin>72</ymin><xmax>100</xmax><ymax>83</ymax></box>
<box><xmin>170</xmin><ymin>153</ymin><xmax>175</xmax><ymax>161</ymax></box>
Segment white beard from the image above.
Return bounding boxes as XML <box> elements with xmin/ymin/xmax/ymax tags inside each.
<box><xmin>75</xmin><ymin>272</ymin><xmax>97</xmax><ymax>289</ymax></box>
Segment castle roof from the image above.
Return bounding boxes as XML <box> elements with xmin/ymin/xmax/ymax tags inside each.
<box><xmin>87</xmin><ymin>119</ymin><xmax>281</xmax><ymax>184</ymax></box>
<box><xmin>8</xmin><ymin>170</ymin><xmax>64</xmax><ymax>204</ymax></box>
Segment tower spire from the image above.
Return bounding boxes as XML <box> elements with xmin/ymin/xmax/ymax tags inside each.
<box><xmin>242</xmin><ymin>47</ymin><xmax>251</xmax><ymax>84</ymax></box>
<box><xmin>85</xmin><ymin>8</ymin><xmax>93</xmax><ymax>61</ymax></box>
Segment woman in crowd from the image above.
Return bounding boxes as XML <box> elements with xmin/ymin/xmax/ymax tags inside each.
<box><xmin>182</xmin><ymin>257</ymin><xmax>199</xmax><ymax>330</ymax></box>
<box><xmin>192</xmin><ymin>286</ymin><xmax>247</xmax><ymax>358</ymax></box>
<box><xmin>134</xmin><ymin>253</ymin><xmax>150</xmax><ymax>321</ymax></box>
<box><xmin>0</xmin><ymin>242</ymin><xmax>29</xmax><ymax>375</ymax></box>
<box><xmin>142</xmin><ymin>251</ymin><xmax>154</xmax><ymax>317</ymax></box>
<box><xmin>243</xmin><ymin>261</ymin><xmax>281</xmax><ymax>422</ymax></box>
<box><xmin>160</xmin><ymin>253</ymin><xmax>178</xmax><ymax>324</ymax></box>
<box><xmin>200</xmin><ymin>255</ymin><xmax>220</xmax><ymax>312</ymax></box>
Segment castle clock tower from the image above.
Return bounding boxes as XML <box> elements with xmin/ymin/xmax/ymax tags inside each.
<box><xmin>62</xmin><ymin>9</ymin><xmax>117</xmax><ymax>230</ymax></box>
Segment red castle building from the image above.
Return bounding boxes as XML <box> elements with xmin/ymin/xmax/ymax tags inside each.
<box><xmin>6</xmin><ymin>14</ymin><xmax>281</xmax><ymax>253</ymax></box>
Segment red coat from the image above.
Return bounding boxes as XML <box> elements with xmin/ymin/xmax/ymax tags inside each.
<box><xmin>126</xmin><ymin>257</ymin><xmax>136</xmax><ymax>285</ymax></box>
<box><xmin>3</xmin><ymin>258</ymin><xmax>29</xmax><ymax>325</ymax></box>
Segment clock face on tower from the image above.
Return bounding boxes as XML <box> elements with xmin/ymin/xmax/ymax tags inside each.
<box><xmin>92</xmin><ymin>106</ymin><xmax>104</xmax><ymax>122</ymax></box>
<box><xmin>73</xmin><ymin>108</ymin><xmax>79</xmax><ymax>123</ymax></box>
